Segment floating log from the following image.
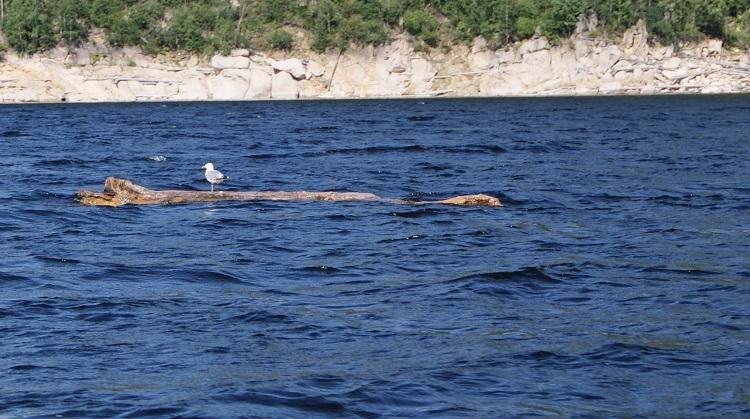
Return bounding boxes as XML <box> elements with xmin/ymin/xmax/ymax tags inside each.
<box><xmin>76</xmin><ymin>177</ymin><xmax>502</xmax><ymax>208</ymax></box>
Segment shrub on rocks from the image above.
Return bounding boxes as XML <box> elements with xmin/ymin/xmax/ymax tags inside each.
<box><xmin>269</xmin><ymin>29</ymin><xmax>293</xmax><ymax>50</ymax></box>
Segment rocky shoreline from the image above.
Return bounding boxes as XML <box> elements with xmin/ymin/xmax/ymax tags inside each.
<box><xmin>1</xmin><ymin>20</ymin><xmax>749</xmax><ymax>103</ymax></box>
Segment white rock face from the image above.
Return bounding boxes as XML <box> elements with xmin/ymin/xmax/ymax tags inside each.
<box><xmin>271</xmin><ymin>58</ymin><xmax>306</xmax><ymax>80</ymax></box>
<box><xmin>519</xmin><ymin>37</ymin><xmax>549</xmax><ymax>56</ymax></box>
<box><xmin>271</xmin><ymin>71</ymin><xmax>299</xmax><ymax>99</ymax></box>
<box><xmin>210</xmin><ymin>55</ymin><xmax>250</xmax><ymax>70</ymax></box>
<box><xmin>2</xmin><ymin>20</ymin><xmax>750</xmax><ymax>103</ymax></box>
<box><xmin>176</xmin><ymin>77</ymin><xmax>208</xmax><ymax>101</ymax></box>
<box><xmin>663</xmin><ymin>57</ymin><xmax>683</xmax><ymax>70</ymax></box>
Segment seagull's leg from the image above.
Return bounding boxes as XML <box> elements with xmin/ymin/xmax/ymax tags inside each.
<box><xmin>211</xmin><ymin>184</ymin><xmax>214</xmax><ymax>192</ymax></box>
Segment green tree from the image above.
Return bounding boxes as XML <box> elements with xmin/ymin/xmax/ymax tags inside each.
<box><xmin>404</xmin><ymin>8</ymin><xmax>439</xmax><ymax>46</ymax></box>
<box><xmin>52</xmin><ymin>0</ymin><xmax>90</xmax><ymax>46</ymax></box>
<box><xmin>3</xmin><ymin>0</ymin><xmax>55</xmax><ymax>54</ymax></box>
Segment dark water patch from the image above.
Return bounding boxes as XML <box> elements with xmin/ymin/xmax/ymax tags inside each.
<box><xmin>325</xmin><ymin>214</ymin><xmax>359</xmax><ymax>221</ymax></box>
<box><xmin>451</xmin><ymin>267</ymin><xmax>561</xmax><ymax>285</ymax></box>
<box><xmin>514</xmin><ymin>350</ymin><xmax>578</xmax><ymax>365</ymax></box>
<box><xmin>34</xmin><ymin>256</ymin><xmax>82</xmax><ymax>265</ymax></box>
<box><xmin>0</xmin><ymin>272</ymin><xmax>31</xmax><ymax>283</ymax></box>
<box><xmin>1</xmin><ymin>130</ymin><xmax>23</xmax><ymax>138</ymax></box>
<box><xmin>390</xmin><ymin>208</ymin><xmax>445</xmax><ymax>218</ymax></box>
<box><xmin>245</xmin><ymin>153</ymin><xmax>293</xmax><ymax>159</ymax></box>
<box><xmin>407</xmin><ymin>115</ymin><xmax>436</xmax><ymax>122</ymax></box>
<box><xmin>6</xmin><ymin>364</ymin><xmax>62</xmax><ymax>372</ymax></box>
<box><xmin>556</xmin><ymin>127</ymin><xmax>588</xmax><ymax>133</ymax></box>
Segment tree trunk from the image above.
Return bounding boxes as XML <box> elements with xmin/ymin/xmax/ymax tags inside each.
<box><xmin>76</xmin><ymin>177</ymin><xmax>503</xmax><ymax>208</ymax></box>
<box><xmin>234</xmin><ymin>0</ymin><xmax>249</xmax><ymax>47</ymax></box>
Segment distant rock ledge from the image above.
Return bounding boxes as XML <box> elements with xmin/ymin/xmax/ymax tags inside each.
<box><xmin>1</xmin><ymin>20</ymin><xmax>749</xmax><ymax>103</ymax></box>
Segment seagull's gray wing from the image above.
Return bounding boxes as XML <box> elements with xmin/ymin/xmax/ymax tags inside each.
<box><xmin>206</xmin><ymin>169</ymin><xmax>228</xmax><ymax>184</ymax></box>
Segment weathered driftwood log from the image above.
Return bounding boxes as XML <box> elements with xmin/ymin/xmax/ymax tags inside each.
<box><xmin>76</xmin><ymin>177</ymin><xmax>502</xmax><ymax>208</ymax></box>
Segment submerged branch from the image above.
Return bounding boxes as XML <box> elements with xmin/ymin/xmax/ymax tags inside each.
<box><xmin>76</xmin><ymin>177</ymin><xmax>502</xmax><ymax>208</ymax></box>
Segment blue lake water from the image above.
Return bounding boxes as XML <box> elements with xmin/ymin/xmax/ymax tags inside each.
<box><xmin>1</xmin><ymin>96</ymin><xmax>749</xmax><ymax>417</ymax></box>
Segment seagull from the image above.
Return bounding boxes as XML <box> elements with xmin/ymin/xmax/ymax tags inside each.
<box><xmin>202</xmin><ymin>162</ymin><xmax>228</xmax><ymax>192</ymax></box>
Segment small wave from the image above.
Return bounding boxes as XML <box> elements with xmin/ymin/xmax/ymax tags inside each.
<box><xmin>246</xmin><ymin>153</ymin><xmax>290</xmax><ymax>159</ymax></box>
<box><xmin>443</xmin><ymin>144</ymin><xmax>507</xmax><ymax>154</ymax></box>
<box><xmin>39</xmin><ymin>158</ymin><xmax>86</xmax><ymax>166</ymax></box>
<box><xmin>640</xmin><ymin>266</ymin><xmax>720</xmax><ymax>276</ymax></box>
<box><xmin>299</xmin><ymin>265</ymin><xmax>341</xmax><ymax>274</ymax></box>
<box><xmin>442</xmin><ymin>267</ymin><xmax>562</xmax><ymax>298</ymax></box>
<box><xmin>454</xmin><ymin>267</ymin><xmax>561</xmax><ymax>284</ymax></box>
<box><xmin>221</xmin><ymin>391</ymin><xmax>346</xmax><ymax>413</ymax></box>
<box><xmin>292</xmin><ymin>126</ymin><xmax>339</xmax><ymax>134</ymax></box>
<box><xmin>146</xmin><ymin>155</ymin><xmax>167</xmax><ymax>162</ymax></box>
<box><xmin>193</xmin><ymin>270</ymin><xmax>247</xmax><ymax>284</ymax></box>
<box><xmin>325</xmin><ymin>145</ymin><xmax>430</xmax><ymax>155</ymax></box>
<box><xmin>416</xmin><ymin>163</ymin><xmax>452</xmax><ymax>171</ymax></box>
<box><xmin>586</xmin><ymin>193</ymin><xmax>630</xmax><ymax>202</ymax></box>
<box><xmin>120</xmin><ymin>407</ymin><xmax>185</xmax><ymax>417</ymax></box>
<box><xmin>76</xmin><ymin>312</ymin><xmax>135</xmax><ymax>323</ymax></box>
<box><xmin>583</xmin><ymin>342</ymin><xmax>665</xmax><ymax>365</ymax></box>
<box><xmin>378</xmin><ymin>234</ymin><xmax>427</xmax><ymax>243</ymax></box>
<box><xmin>226</xmin><ymin>310</ymin><xmax>290</xmax><ymax>323</ymax></box>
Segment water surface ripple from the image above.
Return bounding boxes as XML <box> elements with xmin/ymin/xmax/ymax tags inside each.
<box><xmin>1</xmin><ymin>97</ymin><xmax>749</xmax><ymax>417</ymax></box>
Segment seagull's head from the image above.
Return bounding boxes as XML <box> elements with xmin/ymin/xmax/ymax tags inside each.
<box><xmin>202</xmin><ymin>162</ymin><xmax>214</xmax><ymax>171</ymax></box>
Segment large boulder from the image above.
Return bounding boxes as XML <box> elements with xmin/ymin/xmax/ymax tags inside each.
<box><xmin>305</xmin><ymin>60</ymin><xmax>325</xmax><ymax>78</ymax></box>
<box><xmin>231</xmin><ymin>48</ymin><xmax>250</xmax><ymax>57</ymax></box>
<box><xmin>208</xmin><ymin>69</ymin><xmax>251</xmax><ymax>100</ymax></box>
<box><xmin>271</xmin><ymin>71</ymin><xmax>299</xmax><ymax>99</ymax></box>
<box><xmin>271</xmin><ymin>58</ymin><xmax>307</xmax><ymax>80</ymax></box>
<box><xmin>246</xmin><ymin>67</ymin><xmax>272</xmax><ymax>99</ymax></box>
<box><xmin>211</xmin><ymin>55</ymin><xmax>250</xmax><ymax>70</ymax></box>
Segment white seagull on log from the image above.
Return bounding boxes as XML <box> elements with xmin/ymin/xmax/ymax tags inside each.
<box><xmin>202</xmin><ymin>162</ymin><xmax>228</xmax><ymax>192</ymax></box>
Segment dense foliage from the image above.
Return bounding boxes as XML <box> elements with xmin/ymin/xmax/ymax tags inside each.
<box><xmin>0</xmin><ymin>0</ymin><xmax>748</xmax><ymax>55</ymax></box>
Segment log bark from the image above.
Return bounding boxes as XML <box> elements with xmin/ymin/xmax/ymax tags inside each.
<box><xmin>76</xmin><ymin>177</ymin><xmax>502</xmax><ymax>208</ymax></box>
